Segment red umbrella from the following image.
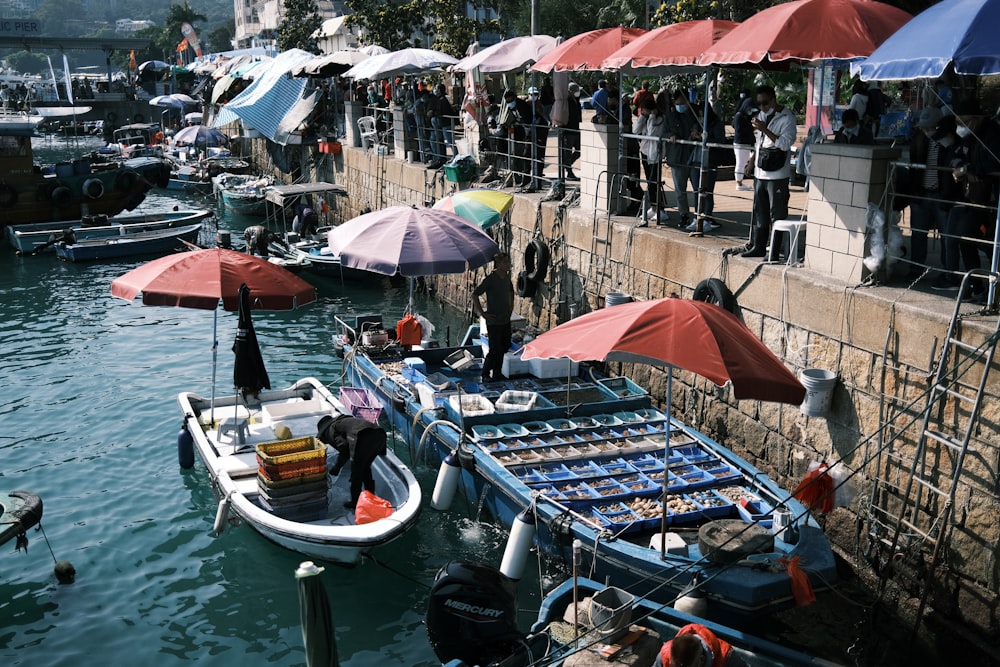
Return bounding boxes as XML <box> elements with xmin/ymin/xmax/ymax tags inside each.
<box><xmin>521</xmin><ymin>296</ymin><xmax>805</xmax><ymax>404</ymax></box>
<box><xmin>698</xmin><ymin>0</ymin><xmax>912</xmax><ymax>65</ymax></box>
<box><xmin>111</xmin><ymin>247</ymin><xmax>315</xmax><ymax>311</ymax></box>
<box><xmin>112</xmin><ymin>248</ymin><xmax>316</xmax><ymax>419</ymax></box>
<box><xmin>601</xmin><ymin>19</ymin><xmax>740</xmax><ymax>73</ymax></box>
<box><xmin>530</xmin><ymin>27</ymin><xmax>647</xmax><ymax>72</ymax></box>
<box><xmin>522</xmin><ymin>296</ymin><xmax>803</xmax><ymax>558</ymax></box>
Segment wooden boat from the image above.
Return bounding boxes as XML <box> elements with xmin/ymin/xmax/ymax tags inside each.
<box><xmin>7</xmin><ymin>209</ymin><xmax>212</xmax><ymax>255</ymax></box>
<box><xmin>176</xmin><ymin>377</ymin><xmax>421</xmax><ymax>564</ymax></box>
<box><xmin>165</xmin><ymin>157</ymin><xmax>249</xmax><ymax>193</ymax></box>
<box><xmin>54</xmin><ymin>221</ymin><xmax>203</xmax><ymax>261</ymax></box>
<box><xmin>0</xmin><ymin>124</ymin><xmax>170</xmax><ymax>227</ymax></box>
<box><xmin>1</xmin><ymin>490</ymin><xmax>43</xmax><ymax>550</ymax></box>
<box><xmin>431</xmin><ymin>567</ymin><xmax>829</xmax><ymax>666</ymax></box>
<box><xmin>341</xmin><ymin>321</ymin><xmax>838</xmax><ymax>623</ymax></box>
<box><xmin>214</xmin><ymin>173</ymin><xmax>272</xmax><ymax>217</ymax></box>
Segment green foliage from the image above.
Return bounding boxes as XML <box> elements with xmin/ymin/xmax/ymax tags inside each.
<box><xmin>426</xmin><ymin>0</ymin><xmax>501</xmax><ymax>57</ymax></box>
<box><xmin>277</xmin><ymin>0</ymin><xmax>323</xmax><ymax>53</ymax></box>
<box><xmin>651</xmin><ymin>0</ymin><xmax>772</xmax><ymax>25</ymax></box>
<box><xmin>346</xmin><ymin>0</ymin><xmax>499</xmax><ymax>56</ymax></box>
<box><xmin>6</xmin><ymin>51</ymin><xmax>49</xmax><ymax>75</ymax></box>
<box><xmin>345</xmin><ymin>0</ymin><xmax>423</xmax><ymax>50</ymax></box>
<box><xmin>206</xmin><ymin>20</ymin><xmax>236</xmax><ymax>54</ymax></box>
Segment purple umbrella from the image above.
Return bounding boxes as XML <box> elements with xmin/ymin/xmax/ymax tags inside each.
<box><xmin>327</xmin><ymin>205</ymin><xmax>499</xmax><ymax>277</ymax></box>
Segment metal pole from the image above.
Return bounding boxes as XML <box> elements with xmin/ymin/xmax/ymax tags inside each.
<box><xmin>990</xmin><ymin>207</ymin><xmax>999</xmax><ymax>308</ymax></box>
<box><xmin>210</xmin><ymin>308</ymin><xmax>218</xmax><ymax>425</ymax></box>
<box><xmin>659</xmin><ymin>366</ymin><xmax>673</xmax><ymax>559</ymax></box>
<box><xmin>531</xmin><ymin>0</ymin><xmax>540</xmax><ymax>36</ymax></box>
<box><xmin>694</xmin><ymin>71</ymin><xmax>712</xmax><ymax>234</ymax></box>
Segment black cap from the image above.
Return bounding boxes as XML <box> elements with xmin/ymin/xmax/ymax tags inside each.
<box><xmin>933</xmin><ymin>114</ymin><xmax>957</xmax><ymax>140</ymax></box>
<box><xmin>317</xmin><ymin>415</ymin><xmax>334</xmax><ymax>434</ymax></box>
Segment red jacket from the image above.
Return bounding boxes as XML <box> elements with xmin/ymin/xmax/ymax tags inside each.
<box><xmin>659</xmin><ymin>624</ymin><xmax>732</xmax><ymax>667</ymax></box>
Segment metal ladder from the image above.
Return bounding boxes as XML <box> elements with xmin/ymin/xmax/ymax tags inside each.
<box><xmin>582</xmin><ymin>172</ymin><xmax>626</xmax><ymax>306</ymax></box>
<box><xmin>873</xmin><ymin>269</ymin><xmax>1000</xmax><ymax>627</ymax></box>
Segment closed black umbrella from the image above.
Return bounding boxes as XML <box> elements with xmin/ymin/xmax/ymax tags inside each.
<box><xmin>296</xmin><ymin>561</ymin><xmax>339</xmax><ymax>667</ymax></box>
<box><xmin>233</xmin><ymin>283</ymin><xmax>270</xmax><ymax>397</ymax></box>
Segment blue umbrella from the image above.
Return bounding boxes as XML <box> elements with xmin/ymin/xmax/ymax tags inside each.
<box><xmin>854</xmin><ymin>0</ymin><xmax>1000</xmax><ymax>80</ymax></box>
<box><xmin>173</xmin><ymin>124</ymin><xmax>229</xmax><ymax>147</ymax></box>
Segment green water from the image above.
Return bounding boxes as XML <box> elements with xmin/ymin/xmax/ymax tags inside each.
<box><xmin>0</xmin><ymin>136</ymin><xmax>559</xmax><ymax>666</ymax></box>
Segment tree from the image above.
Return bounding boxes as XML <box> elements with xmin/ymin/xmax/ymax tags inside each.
<box><xmin>6</xmin><ymin>51</ymin><xmax>48</xmax><ymax>75</ymax></box>
<box><xmin>206</xmin><ymin>20</ymin><xmax>236</xmax><ymax>54</ymax></box>
<box><xmin>135</xmin><ymin>2</ymin><xmax>207</xmax><ymax>63</ymax></box>
<box><xmin>277</xmin><ymin>0</ymin><xmax>323</xmax><ymax>54</ymax></box>
<box><xmin>345</xmin><ymin>0</ymin><xmax>423</xmax><ymax>50</ymax></box>
<box><xmin>425</xmin><ymin>0</ymin><xmax>501</xmax><ymax>56</ymax></box>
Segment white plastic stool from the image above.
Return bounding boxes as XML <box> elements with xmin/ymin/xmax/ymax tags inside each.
<box><xmin>218</xmin><ymin>416</ymin><xmax>250</xmax><ymax>444</ymax></box>
<box><xmin>768</xmin><ymin>220</ymin><xmax>807</xmax><ymax>264</ymax></box>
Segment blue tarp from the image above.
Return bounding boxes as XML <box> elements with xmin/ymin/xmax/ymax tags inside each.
<box><xmin>854</xmin><ymin>0</ymin><xmax>1000</xmax><ymax>80</ymax></box>
<box><xmin>214</xmin><ymin>49</ymin><xmax>317</xmax><ymax>145</ymax></box>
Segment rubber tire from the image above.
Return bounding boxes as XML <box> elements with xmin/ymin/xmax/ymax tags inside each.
<box><xmin>515</xmin><ymin>271</ymin><xmax>538</xmax><ymax>298</ymax></box>
<box><xmin>698</xmin><ymin>519</ymin><xmax>775</xmax><ymax>564</ymax></box>
<box><xmin>51</xmin><ymin>185</ymin><xmax>72</xmax><ymax>207</ymax></box>
<box><xmin>0</xmin><ymin>184</ymin><xmax>18</xmax><ymax>207</ymax></box>
<box><xmin>115</xmin><ymin>169</ymin><xmax>139</xmax><ymax>193</ymax></box>
<box><xmin>524</xmin><ymin>237</ymin><xmax>550</xmax><ymax>283</ymax></box>
<box><xmin>133</xmin><ymin>113</ymin><xmax>144</xmax><ymax>124</ymax></box>
<box><xmin>692</xmin><ymin>278</ymin><xmax>737</xmax><ymax>314</ymax></box>
<box><xmin>106</xmin><ymin>111</ymin><xmax>117</xmax><ymax>124</ymax></box>
<box><xmin>83</xmin><ymin>178</ymin><xmax>105</xmax><ymax>200</ymax></box>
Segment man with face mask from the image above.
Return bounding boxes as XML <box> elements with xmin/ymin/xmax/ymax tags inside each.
<box><xmin>741</xmin><ymin>85</ymin><xmax>797</xmax><ymax>258</ymax></box>
<box><xmin>562</xmin><ymin>82</ymin><xmax>583</xmax><ymax>180</ymax></box>
<box><xmin>665</xmin><ymin>90</ymin><xmax>697</xmax><ymax>227</ymax></box>
<box><xmin>498</xmin><ymin>89</ymin><xmax>530</xmax><ymax>186</ymax></box>
<box><xmin>634</xmin><ymin>97</ymin><xmax>669</xmax><ymax>223</ymax></box>
<box><xmin>834</xmin><ymin>109</ymin><xmax>874</xmax><ymax>145</ymax></box>
<box><xmin>907</xmin><ymin>106</ymin><xmax>953</xmax><ymax>280</ymax></box>
<box><xmin>942</xmin><ymin>100</ymin><xmax>1000</xmax><ymax>295</ymax></box>
<box><xmin>526</xmin><ymin>86</ymin><xmax>549</xmax><ymax>191</ymax></box>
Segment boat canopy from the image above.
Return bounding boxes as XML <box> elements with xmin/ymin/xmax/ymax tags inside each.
<box><xmin>266</xmin><ymin>182</ymin><xmax>347</xmax><ymax>206</ymax></box>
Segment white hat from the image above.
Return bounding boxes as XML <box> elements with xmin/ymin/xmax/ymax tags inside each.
<box><xmin>527</xmin><ymin>86</ymin><xmax>539</xmax><ymax>95</ymax></box>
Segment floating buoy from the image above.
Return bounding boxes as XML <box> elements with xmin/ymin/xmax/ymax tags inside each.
<box><xmin>213</xmin><ymin>494</ymin><xmax>232</xmax><ymax>534</ymax></box>
<box><xmin>177</xmin><ymin>423</ymin><xmax>195</xmax><ymax>469</ymax></box>
<box><xmin>673</xmin><ymin>573</ymin><xmax>708</xmax><ymax>618</ymax></box>
<box><xmin>54</xmin><ymin>559</ymin><xmax>76</xmax><ymax>584</ymax></box>
<box><xmin>430</xmin><ymin>451</ymin><xmax>461</xmax><ymax>510</ymax></box>
<box><xmin>499</xmin><ymin>508</ymin><xmax>536</xmax><ymax>581</ymax></box>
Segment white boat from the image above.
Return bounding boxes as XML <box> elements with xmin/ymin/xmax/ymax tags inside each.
<box><xmin>177</xmin><ymin>377</ymin><xmax>421</xmax><ymax>565</ymax></box>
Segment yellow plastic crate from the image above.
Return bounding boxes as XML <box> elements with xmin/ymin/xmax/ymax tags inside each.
<box><xmin>255</xmin><ymin>436</ymin><xmax>324</xmax><ymax>466</ymax></box>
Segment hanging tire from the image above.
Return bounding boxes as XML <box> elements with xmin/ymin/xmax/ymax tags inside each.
<box><xmin>515</xmin><ymin>271</ymin><xmax>537</xmax><ymax>298</ymax></box>
<box><xmin>692</xmin><ymin>278</ymin><xmax>737</xmax><ymax>314</ymax></box>
<box><xmin>106</xmin><ymin>111</ymin><xmax>118</xmax><ymax>124</ymax></box>
<box><xmin>51</xmin><ymin>185</ymin><xmax>73</xmax><ymax>207</ymax></box>
<box><xmin>82</xmin><ymin>178</ymin><xmax>105</xmax><ymax>200</ymax></box>
<box><xmin>0</xmin><ymin>184</ymin><xmax>17</xmax><ymax>207</ymax></box>
<box><xmin>115</xmin><ymin>169</ymin><xmax>139</xmax><ymax>193</ymax></box>
<box><xmin>524</xmin><ymin>237</ymin><xmax>550</xmax><ymax>283</ymax></box>
<box><xmin>133</xmin><ymin>113</ymin><xmax>144</xmax><ymax>123</ymax></box>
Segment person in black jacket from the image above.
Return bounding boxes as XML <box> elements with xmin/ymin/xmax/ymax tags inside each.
<box><xmin>317</xmin><ymin>414</ymin><xmax>388</xmax><ymax>509</ymax></box>
<box><xmin>731</xmin><ymin>90</ymin><xmax>754</xmax><ymax>191</ymax></box>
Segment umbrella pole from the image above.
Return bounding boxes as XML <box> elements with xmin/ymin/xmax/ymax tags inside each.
<box><xmin>660</xmin><ymin>366</ymin><xmax>673</xmax><ymax>560</ymax></box>
<box><xmin>210</xmin><ymin>308</ymin><xmax>218</xmax><ymax>425</ymax></box>
<box><xmin>990</xmin><ymin>207</ymin><xmax>999</xmax><ymax>309</ymax></box>
<box><xmin>408</xmin><ymin>277</ymin><xmax>415</xmax><ymax>314</ymax></box>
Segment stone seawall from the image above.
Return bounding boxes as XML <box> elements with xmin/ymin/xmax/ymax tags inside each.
<box><xmin>260</xmin><ymin>138</ymin><xmax>1000</xmax><ymax>646</ymax></box>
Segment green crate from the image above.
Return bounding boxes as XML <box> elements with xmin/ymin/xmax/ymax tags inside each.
<box><xmin>444</xmin><ymin>161</ymin><xmax>476</xmax><ymax>183</ymax></box>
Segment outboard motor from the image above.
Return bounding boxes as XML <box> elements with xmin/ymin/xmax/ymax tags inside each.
<box><xmin>426</xmin><ymin>560</ymin><xmax>522</xmax><ymax>665</ymax></box>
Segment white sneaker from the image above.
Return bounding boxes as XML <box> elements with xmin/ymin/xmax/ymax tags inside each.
<box><xmin>704</xmin><ymin>220</ymin><xmax>722</xmax><ymax>231</ymax></box>
<box><xmin>656</xmin><ymin>210</ymin><xmax>670</xmax><ymax>223</ymax></box>
<box><xmin>645</xmin><ymin>206</ymin><xmax>658</xmax><ymax>220</ymax></box>
<box><xmin>736</xmin><ymin>183</ymin><xmax>752</xmax><ymax>191</ymax></box>
<box><xmin>683</xmin><ymin>220</ymin><xmax>699</xmax><ymax>232</ymax></box>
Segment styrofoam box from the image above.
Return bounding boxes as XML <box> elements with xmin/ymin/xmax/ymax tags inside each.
<box><xmin>528</xmin><ymin>356</ymin><xmax>580</xmax><ymax>379</ymax></box>
<box><xmin>262</xmin><ymin>399</ymin><xmax>328</xmax><ymax>425</ymax></box>
<box><xmin>502</xmin><ymin>349</ymin><xmax>530</xmax><ymax>377</ymax></box>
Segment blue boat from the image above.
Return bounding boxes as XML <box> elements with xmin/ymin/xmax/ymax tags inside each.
<box><xmin>340</xmin><ymin>318</ymin><xmax>838</xmax><ymax>623</ymax></box>
<box><xmin>429</xmin><ymin>563</ymin><xmax>828</xmax><ymax>667</ymax></box>
<box><xmin>55</xmin><ymin>222</ymin><xmax>203</xmax><ymax>262</ymax></box>
<box><xmin>213</xmin><ymin>173</ymin><xmax>272</xmax><ymax>217</ymax></box>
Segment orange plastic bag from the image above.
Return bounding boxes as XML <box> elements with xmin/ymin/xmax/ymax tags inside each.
<box><xmin>355</xmin><ymin>490</ymin><xmax>393</xmax><ymax>525</ymax></box>
<box><xmin>396</xmin><ymin>314</ymin><xmax>422</xmax><ymax>346</ymax></box>
<box><xmin>792</xmin><ymin>462</ymin><xmax>834</xmax><ymax>514</ymax></box>
<box><xmin>779</xmin><ymin>556</ymin><xmax>816</xmax><ymax>607</ymax></box>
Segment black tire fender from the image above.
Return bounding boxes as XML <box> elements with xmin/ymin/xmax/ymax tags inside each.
<box><xmin>82</xmin><ymin>178</ymin><xmax>105</xmax><ymax>200</ymax></box>
<box><xmin>115</xmin><ymin>169</ymin><xmax>139</xmax><ymax>193</ymax></box>
<box><xmin>692</xmin><ymin>278</ymin><xmax>737</xmax><ymax>314</ymax></box>
<box><xmin>524</xmin><ymin>236</ymin><xmax>550</xmax><ymax>283</ymax></box>
<box><xmin>51</xmin><ymin>185</ymin><xmax>73</xmax><ymax>207</ymax></box>
<box><xmin>106</xmin><ymin>111</ymin><xmax>118</xmax><ymax>124</ymax></box>
<box><xmin>133</xmin><ymin>113</ymin><xmax>144</xmax><ymax>123</ymax></box>
<box><xmin>515</xmin><ymin>271</ymin><xmax>537</xmax><ymax>298</ymax></box>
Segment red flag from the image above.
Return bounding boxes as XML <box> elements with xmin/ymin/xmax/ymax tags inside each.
<box><xmin>129</xmin><ymin>50</ymin><xmax>137</xmax><ymax>71</ymax></box>
<box><xmin>176</xmin><ymin>38</ymin><xmax>189</xmax><ymax>52</ymax></box>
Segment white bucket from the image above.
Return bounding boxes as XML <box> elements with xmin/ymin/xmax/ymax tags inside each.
<box><xmin>407</xmin><ymin>150</ymin><xmax>417</xmax><ymax>163</ymax></box>
<box><xmin>605</xmin><ymin>292</ymin><xmax>632</xmax><ymax>307</ymax></box>
<box><xmin>799</xmin><ymin>368</ymin><xmax>837</xmax><ymax>416</ymax></box>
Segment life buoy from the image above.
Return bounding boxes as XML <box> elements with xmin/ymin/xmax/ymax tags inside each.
<box><xmin>0</xmin><ymin>184</ymin><xmax>17</xmax><ymax>207</ymax></box>
<box><xmin>133</xmin><ymin>113</ymin><xmax>144</xmax><ymax>123</ymax></box>
<box><xmin>692</xmin><ymin>278</ymin><xmax>737</xmax><ymax>314</ymax></box>
<box><xmin>115</xmin><ymin>169</ymin><xmax>139</xmax><ymax>193</ymax></box>
<box><xmin>515</xmin><ymin>271</ymin><xmax>537</xmax><ymax>298</ymax></box>
<box><xmin>524</xmin><ymin>237</ymin><xmax>550</xmax><ymax>283</ymax></box>
<box><xmin>51</xmin><ymin>185</ymin><xmax>73</xmax><ymax>207</ymax></box>
<box><xmin>82</xmin><ymin>178</ymin><xmax>105</xmax><ymax>200</ymax></box>
<box><xmin>106</xmin><ymin>111</ymin><xmax>118</xmax><ymax>124</ymax></box>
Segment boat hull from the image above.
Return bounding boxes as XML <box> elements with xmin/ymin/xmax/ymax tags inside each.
<box><xmin>0</xmin><ymin>490</ymin><xmax>43</xmax><ymax>548</ymax></box>
<box><xmin>344</xmin><ymin>344</ymin><xmax>838</xmax><ymax>622</ymax></box>
<box><xmin>7</xmin><ymin>210</ymin><xmax>212</xmax><ymax>254</ymax></box>
<box><xmin>177</xmin><ymin>377</ymin><xmax>421</xmax><ymax>564</ymax></box>
<box><xmin>55</xmin><ymin>222</ymin><xmax>203</xmax><ymax>261</ymax></box>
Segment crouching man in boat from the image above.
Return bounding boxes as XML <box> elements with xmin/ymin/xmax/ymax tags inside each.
<box><xmin>244</xmin><ymin>225</ymin><xmax>276</xmax><ymax>257</ymax></box>
<box><xmin>317</xmin><ymin>415</ymin><xmax>388</xmax><ymax>509</ymax></box>
<box><xmin>654</xmin><ymin>624</ymin><xmax>731</xmax><ymax>667</ymax></box>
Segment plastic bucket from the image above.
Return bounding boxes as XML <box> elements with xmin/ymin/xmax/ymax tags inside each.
<box><xmin>588</xmin><ymin>586</ymin><xmax>634</xmax><ymax>634</ymax></box>
<box><xmin>73</xmin><ymin>158</ymin><xmax>91</xmax><ymax>175</ymax></box>
<box><xmin>605</xmin><ymin>292</ymin><xmax>632</xmax><ymax>307</ymax></box>
<box><xmin>799</xmin><ymin>368</ymin><xmax>837</xmax><ymax>416</ymax></box>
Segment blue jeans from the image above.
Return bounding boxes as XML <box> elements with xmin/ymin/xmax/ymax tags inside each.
<box><xmin>415</xmin><ymin>118</ymin><xmax>431</xmax><ymax>163</ymax></box>
<box><xmin>431</xmin><ymin>116</ymin><xmax>454</xmax><ymax>161</ymax></box>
